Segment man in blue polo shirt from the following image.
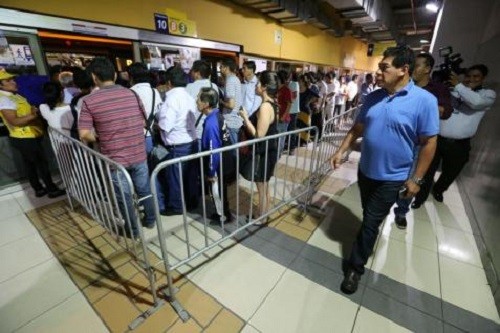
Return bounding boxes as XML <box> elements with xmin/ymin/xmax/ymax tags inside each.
<box><xmin>330</xmin><ymin>46</ymin><xmax>439</xmax><ymax>294</ymax></box>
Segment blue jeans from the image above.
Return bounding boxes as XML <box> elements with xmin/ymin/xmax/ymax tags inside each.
<box><xmin>164</xmin><ymin>141</ymin><xmax>199</xmax><ymax>212</ymax></box>
<box><xmin>276</xmin><ymin>121</ymin><xmax>289</xmax><ymax>155</ymax></box>
<box><xmin>112</xmin><ymin>161</ymin><xmax>155</xmax><ymax>233</ymax></box>
<box><xmin>228</xmin><ymin>127</ymin><xmax>240</xmax><ymax>145</ymax></box>
<box><xmin>349</xmin><ymin>171</ymin><xmax>404</xmax><ymax>274</ymax></box>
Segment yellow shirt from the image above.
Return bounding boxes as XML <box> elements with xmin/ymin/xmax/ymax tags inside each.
<box><xmin>0</xmin><ymin>91</ymin><xmax>44</xmax><ymax>138</ymax></box>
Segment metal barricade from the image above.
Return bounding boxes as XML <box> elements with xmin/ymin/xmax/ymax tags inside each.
<box><xmin>148</xmin><ymin>126</ymin><xmax>319</xmax><ymax>321</ymax></box>
<box><xmin>311</xmin><ymin>105</ymin><xmax>359</xmax><ymax>188</ymax></box>
<box><xmin>48</xmin><ymin>128</ymin><xmax>163</xmax><ymax>330</ymax></box>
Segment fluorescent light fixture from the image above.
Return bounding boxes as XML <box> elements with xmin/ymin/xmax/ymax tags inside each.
<box><xmin>426</xmin><ymin>2</ymin><xmax>439</xmax><ymax>13</ymax></box>
<box><xmin>420</xmin><ymin>39</ymin><xmax>430</xmax><ymax>43</ymax></box>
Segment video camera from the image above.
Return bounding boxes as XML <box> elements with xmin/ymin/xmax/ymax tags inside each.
<box><xmin>432</xmin><ymin>46</ymin><xmax>466</xmax><ymax>84</ymax></box>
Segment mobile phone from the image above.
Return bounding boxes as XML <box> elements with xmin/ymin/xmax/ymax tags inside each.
<box><xmin>398</xmin><ymin>186</ymin><xmax>408</xmax><ymax>199</ymax></box>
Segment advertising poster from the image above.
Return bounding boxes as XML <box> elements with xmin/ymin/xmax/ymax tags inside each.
<box><xmin>10</xmin><ymin>44</ymin><xmax>35</xmax><ymax>66</ymax></box>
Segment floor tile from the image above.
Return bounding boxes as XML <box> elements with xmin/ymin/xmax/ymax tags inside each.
<box><xmin>0</xmin><ymin>213</ymin><xmax>38</xmax><ymax>247</ymax></box>
<box><xmin>432</xmin><ymin>203</ymin><xmax>474</xmax><ymax>234</ymax></box>
<box><xmin>440</xmin><ymin>256</ymin><xmax>500</xmax><ymax>324</ymax></box>
<box><xmin>175</xmin><ymin>281</ymin><xmax>222</xmax><ymax>327</ymax></box>
<box><xmin>442</xmin><ymin>301</ymin><xmax>500</xmax><ymax>333</ymax></box>
<box><xmin>380</xmin><ymin>214</ymin><xmax>438</xmax><ymax>252</ymax></box>
<box><xmin>353</xmin><ymin>307</ymin><xmax>413</xmax><ymax>333</ymax></box>
<box><xmin>361</xmin><ymin>287</ymin><xmax>444</xmax><ymax>333</ymax></box>
<box><xmin>370</xmin><ymin>237</ymin><xmax>441</xmax><ymax>297</ymax></box>
<box><xmin>435</xmin><ymin>225</ymin><xmax>482</xmax><ymax>267</ymax></box>
<box><xmin>190</xmin><ymin>245</ymin><xmax>287</xmax><ymax>320</ymax></box>
<box><xmin>249</xmin><ymin>270</ymin><xmax>359</xmax><ymax>333</ymax></box>
<box><xmin>0</xmin><ymin>193</ymin><xmax>23</xmax><ymax>220</ymax></box>
<box><xmin>15</xmin><ymin>293</ymin><xmax>108</xmax><ymax>333</ymax></box>
<box><xmin>0</xmin><ymin>258</ymin><xmax>79</xmax><ymax>332</ymax></box>
<box><xmin>204</xmin><ymin>308</ymin><xmax>245</xmax><ymax>333</ymax></box>
<box><xmin>0</xmin><ymin>233</ymin><xmax>54</xmax><ymax>282</ymax></box>
<box><xmin>165</xmin><ymin>318</ymin><xmax>203</xmax><ymax>332</ymax></box>
<box><xmin>11</xmin><ymin>190</ymin><xmax>66</xmax><ymax>212</ymax></box>
<box><xmin>241</xmin><ymin>324</ymin><xmax>261</xmax><ymax>333</ymax></box>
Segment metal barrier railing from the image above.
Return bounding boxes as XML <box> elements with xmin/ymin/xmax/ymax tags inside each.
<box><xmin>148</xmin><ymin>126</ymin><xmax>319</xmax><ymax>321</ymax></box>
<box><xmin>48</xmin><ymin>128</ymin><xmax>164</xmax><ymax>330</ymax></box>
<box><xmin>310</xmin><ymin>105</ymin><xmax>359</xmax><ymax>189</ymax></box>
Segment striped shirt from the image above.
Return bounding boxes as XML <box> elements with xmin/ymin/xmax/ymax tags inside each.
<box><xmin>79</xmin><ymin>85</ymin><xmax>146</xmax><ymax>166</ymax></box>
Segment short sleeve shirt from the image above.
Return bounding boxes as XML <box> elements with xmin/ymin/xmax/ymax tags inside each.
<box><xmin>79</xmin><ymin>85</ymin><xmax>146</xmax><ymax>167</ymax></box>
<box><xmin>356</xmin><ymin>80</ymin><xmax>439</xmax><ymax>181</ymax></box>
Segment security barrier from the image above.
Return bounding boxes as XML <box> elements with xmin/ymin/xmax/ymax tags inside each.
<box><xmin>311</xmin><ymin>105</ymin><xmax>359</xmax><ymax>189</ymax></box>
<box><xmin>48</xmin><ymin>128</ymin><xmax>163</xmax><ymax>330</ymax></box>
<box><xmin>148</xmin><ymin>126</ymin><xmax>319</xmax><ymax>321</ymax></box>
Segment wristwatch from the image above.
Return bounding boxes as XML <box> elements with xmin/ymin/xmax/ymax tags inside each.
<box><xmin>410</xmin><ymin>176</ymin><xmax>424</xmax><ymax>186</ymax></box>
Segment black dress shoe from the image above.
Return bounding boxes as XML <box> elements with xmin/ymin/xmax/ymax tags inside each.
<box><xmin>411</xmin><ymin>201</ymin><xmax>422</xmax><ymax>209</ymax></box>
<box><xmin>341</xmin><ymin>269</ymin><xmax>361</xmax><ymax>294</ymax></box>
<box><xmin>35</xmin><ymin>188</ymin><xmax>48</xmax><ymax>197</ymax></box>
<box><xmin>47</xmin><ymin>188</ymin><xmax>66</xmax><ymax>198</ymax></box>
<box><xmin>432</xmin><ymin>191</ymin><xmax>444</xmax><ymax>202</ymax></box>
<box><xmin>395</xmin><ymin>216</ymin><xmax>407</xmax><ymax>229</ymax></box>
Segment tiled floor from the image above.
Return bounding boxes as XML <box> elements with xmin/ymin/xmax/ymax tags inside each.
<box><xmin>0</xmin><ymin>149</ymin><xmax>499</xmax><ymax>332</ymax></box>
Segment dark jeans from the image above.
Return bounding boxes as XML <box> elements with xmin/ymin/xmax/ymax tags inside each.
<box><xmin>111</xmin><ymin>161</ymin><xmax>155</xmax><ymax>233</ymax></box>
<box><xmin>9</xmin><ymin>136</ymin><xmax>58</xmax><ymax>192</ymax></box>
<box><xmin>164</xmin><ymin>141</ymin><xmax>199</xmax><ymax>212</ymax></box>
<box><xmin>287</xmin><ymin>113</ymin><xmax>299</xmax><ymax>150</ymax></box>
<box><xmin>414</xmin><ymin>136</ymin><xmax>471</xmax><ymax>204</ymax></box>
<box><xmin>311</xmin><ymin>112</ymin><xmax>323</xmax><ymax>140</ymax></box>
<box><xmin>349</xmin><ymin>171</ymin><xmax>405</xmax><ymax>274</ymax></box>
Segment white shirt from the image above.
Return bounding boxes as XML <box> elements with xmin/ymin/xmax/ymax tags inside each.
<box><xmin>241</xmin><ymin>75</ymin><xmax>261</xmax><ymax>117</ymax></box>
<box><xmin>63</xmin><ymin>87</ymin><xmax>80</xmax><ymax>104</ymax></box>
<box><xmin>186</xmin><ymin>78</ymin><xmax>219</xmax><ymax>139</ymax></box>
<box><xmin>158</xmin><ymin>87</ymin><xmax>197</xmax><ymax>145</ymax></box>
<box><xmin>335</xmin><ymin>83</ymin><xmax>347</xmax><ymax>105</ymax></box>
<box><xmin>223</xmin><ymin>74</ymin><xmax>243</xmax><ymax>129</ymax></box>
<box><xmin>346</xmin><ymin>81</ymin><xmax>358</xmax><ymax>101</ymax></box>
<box><xmin>440</xmin><ymin>83</ymin><xmax>496</xmax><ymax>139</ymax></box>
<box><xmin>39</xmin><ymin>104</ymin><xmax>73</xmax><ymax>136</ymax></box>
<box><xmin>130</xmin><ymin>83</ymin><xmax>162</xmax><ymax>137</ymax></box>
<box><xmin>318</xmin><ymin>80</ymin><xmax>328</xmax><ymax>99</ymax></box>
<box><xmin>288</xmin><ymin>81</ymin><xmax>300</xmax><ymax>115</ymax></box>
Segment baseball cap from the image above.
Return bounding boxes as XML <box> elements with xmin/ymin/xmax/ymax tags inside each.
<box><xmin>0</xmin><ymin>70</ymin><xmax>16</xmax><ymax>81</ymax></box>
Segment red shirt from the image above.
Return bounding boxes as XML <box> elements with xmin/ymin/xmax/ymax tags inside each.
<box><xmin>79</xmin><ymin>85</ymin><xmax>146</xmax><ymax>167</ymax></box>
<box><xmin>278</xmin><ymin>85</ymin><xmax>292</xmax><ymax>123</ymax></box>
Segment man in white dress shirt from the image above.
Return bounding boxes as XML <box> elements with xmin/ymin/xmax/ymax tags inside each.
<box><xmin>241</xmin><ymin>61</ymin><xmax>262</xmax><ymax>118</ymax></box>
<box><xmin>157</xmin><ymin>66</ymin><xmax>199</xmax><ymax>215</ymax></box>
<box><xmin>186</xmin><ymin>60</ymin><xmax>219</xmax><ymax>142</ymax></box>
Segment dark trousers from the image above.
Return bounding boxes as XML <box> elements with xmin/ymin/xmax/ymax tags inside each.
<box><xmin>9</xmin><ymin>136</ymin><xmax>57</xmax><ymax>191</ymax></box>
<box><xmin>164</xmin><ymin>141</ymin><xmax>199</xmax><ymax>212</ymax></box>
<box><xmin>311</xmin><ymin>112</ymin><xmax>323</xmax><ymax>140</ymax></box>
<box><xmin>415</xmin><ymin>136</ymin><xmax>471</xmax><ymax>204</ymax></box>
<box><xmin>349</xmin><ymin>171</ymin><xmax>404</xmax><ymax>274</ymax></box>
<box><xmin>287</xmin><ymin>113</ymin><xmax>299</xmax><ymax>150</ymax></box>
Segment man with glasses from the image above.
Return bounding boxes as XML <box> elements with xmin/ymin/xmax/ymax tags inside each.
<box><xmin>330</xmin><ymin>46</ymin><xmax>439</xmax><ymax>294</ymax></box>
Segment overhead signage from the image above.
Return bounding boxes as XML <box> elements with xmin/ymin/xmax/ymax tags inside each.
<box><xmin>72</xmin><ymin>23</ymin><xmax>108</xmax><ymax>36</ymax></box>
<box><xmin>167</xmin><ymin>17</ymin><xmax>197</xmax><ymax>38</ymax></box>
<box><xmin>154</xmin><ymin>13</ymin><xmax>168</xmax><ymax>34</ymax></box>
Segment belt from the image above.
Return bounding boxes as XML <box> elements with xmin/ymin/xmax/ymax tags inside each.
<box><xmin>439</xmin><ymin>135</ymin><xmax>470</xmax><ymax>143</ymax></box>
<box><xmin>165</xmin><ymin>141</ymin><xmax>194</xmax><ymax>149</ymax></box>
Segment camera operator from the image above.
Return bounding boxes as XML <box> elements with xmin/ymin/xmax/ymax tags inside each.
<box><xmin>414</xmin><ymin>64</ymin><xmax>496</xmax><ymax>206</ymax></box>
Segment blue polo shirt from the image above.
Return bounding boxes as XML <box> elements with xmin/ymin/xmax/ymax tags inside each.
<box><xmin>356</xmin><ymin>80</ymin><xmax>439</xmax><ymax>181</ymax></box>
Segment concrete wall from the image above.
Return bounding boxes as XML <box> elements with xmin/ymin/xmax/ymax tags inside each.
<box><xmin>433</xmin><ymin>0</ymin><xmax>500</xmax><ymax>306</ymax></box>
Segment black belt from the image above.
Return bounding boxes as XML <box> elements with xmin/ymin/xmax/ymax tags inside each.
<box><xmin>165</xmin><ymin>141</ymin><xmax>194</xmax><ymax>149</ymax></box>
<box><xmin>439</xmin><ymin>135</ymin><xmax>470</xmax><ymax>143</ymax></box>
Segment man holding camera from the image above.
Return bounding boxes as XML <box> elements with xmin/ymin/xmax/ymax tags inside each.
<box><xmin>413</xmin><ymin>64</ymin><xmax>496</xmax><ymax>207</ymax></box>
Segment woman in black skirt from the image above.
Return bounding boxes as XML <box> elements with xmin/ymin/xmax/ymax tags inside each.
<box><xmin>238</xmin><ymin>71</ymin><xmax>279</xmax><ymax>223</ymax></box>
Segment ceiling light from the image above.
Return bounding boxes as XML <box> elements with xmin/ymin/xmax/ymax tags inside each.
<box><xmin>420</xmin><ymin>39</ymin><xmax>430</xmax><ymax>43</ymax></box>
<box><xmin>426</xmin><ymin>2</ymin><xmax>439</xmax><ymax>13</ymax></box>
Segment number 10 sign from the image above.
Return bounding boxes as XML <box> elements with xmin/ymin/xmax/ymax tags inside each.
<box><xmin>154</xmin><ymin>13</ymin><xmax>168</xmax><ymax>34</ymax></box>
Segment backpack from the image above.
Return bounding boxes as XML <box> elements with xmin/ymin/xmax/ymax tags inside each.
<box><xmin>216</xmin><ymin>111</ymin><xmax>236</xmax><ymax>183</ymax></box>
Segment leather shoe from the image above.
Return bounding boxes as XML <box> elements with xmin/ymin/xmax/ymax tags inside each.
<box><xmin>411</xmin><ymin>201</ymin><xmax>422</xmax><ymax>209</ymax></box>
<box><xmin>432</xmin><ymin>191</ymin><xmax>444</xmax><ymax>202</ymax></box>
<box><xmin>35</xmin><ymin>188</ymin><xmax>47</xmax><ymax>197</ymax></box>
<box><xmin>395</xmin><ymin>216</ymin><xmax>407</xmax><ymax>229</ymax></box>
<box><xmin>340</xmin><ymin>269</ymin><xmax>361</xmax><ymax>294</ymax></box>
<box><xmin>47</xmin><ymin>188</ymin><xmax>66</xmax><ymax>198</ymax></box>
